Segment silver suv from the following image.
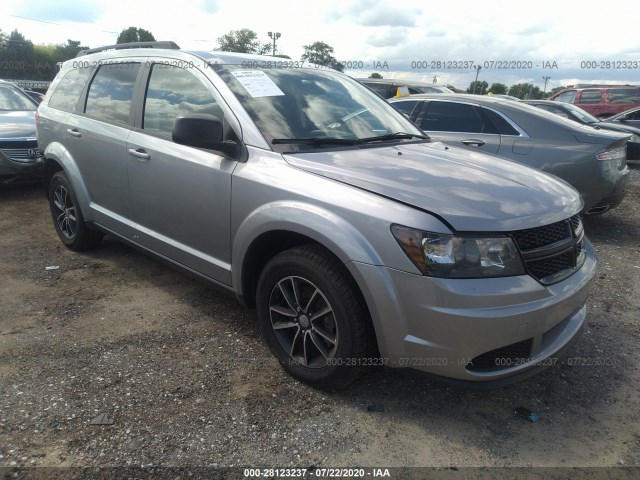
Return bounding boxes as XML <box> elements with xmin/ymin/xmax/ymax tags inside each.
<box><xmin>37</xmin><ymin>43</ymin><xmax>597</xmax><ymax>389</ymax></box>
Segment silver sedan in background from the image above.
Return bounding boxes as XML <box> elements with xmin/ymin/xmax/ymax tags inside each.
<box><xmin>390</xmin><ymin>94</ymin><xmax>630</xmax><ymax>215</ymax></box>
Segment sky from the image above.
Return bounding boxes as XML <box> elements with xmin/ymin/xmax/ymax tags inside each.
<box><xmin>2</xmin><ymin>0</ymin><xmax>639</xmax><ymax>91</ymax></box>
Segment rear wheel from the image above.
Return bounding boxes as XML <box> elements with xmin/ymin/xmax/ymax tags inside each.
<box><xmin>49</xmin><ymin>171</ymin><xmax>102</xmax><ymax>251</ymax></box>
<box><xmin>256</xmin><ymin>245</ymin><xmax>373</xmax><ymax>390</ymax></box>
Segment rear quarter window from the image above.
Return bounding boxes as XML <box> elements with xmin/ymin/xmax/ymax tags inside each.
<box><xmin>482</xmin><ymin>108</ymin><xmax>521</xmax><ymax>135</ymax></box>
<box><xmin>608</xmin><ymin>88</ymin><xmax>640</xmax><ymax>104</ymax></box>
<box><xmin>48</xmin><ymin>68</ymin><xmax>93</xmax><ymax>112</ymax></box>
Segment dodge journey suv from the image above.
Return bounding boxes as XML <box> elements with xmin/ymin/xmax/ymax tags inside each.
<box><xmin>37</xmin><ymin>42</ymin><xmax>597</xmax><ymax>389</ymax></box>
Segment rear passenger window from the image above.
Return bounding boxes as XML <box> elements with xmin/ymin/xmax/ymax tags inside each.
<box><xmin>143</xmin><ymin>65</ymin><xmax>222</xmax><ymax>139</ymax></box>
<box><xmin>85</xmin><ymin>63</ymin><xmax>140</xmax><ymax>125</ymax></box>
<box><xmin>392</xmin><ymin>100</ymin><xmax>420</xmax><ymax>117</ymax></box>
<box><xmin>421</xmin><ymin>102</ymin><xmax>488</xmax><ymax>133</ymax></box>
<box><xmin>578</xmin><ymin>90</ymin><xmax>602</xmax><ymax>104</ymax></box>
<box><xmin>48</xmin><ymin>68</ymin><xmax>93</xmax><ymax>112</ymax></box>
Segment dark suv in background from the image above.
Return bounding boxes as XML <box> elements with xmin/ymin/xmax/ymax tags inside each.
<box><xmin>549</xmin><ymin>85</ymin><xmax>640</xmax><ymax>118</ymax></box>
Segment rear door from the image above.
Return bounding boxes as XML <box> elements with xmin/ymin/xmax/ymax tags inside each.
<box><xmin>72</xmin><ymin>62</ymin><xmax>142</xmax><ymax>235</ymax></box>
<box><xmin>417</xmin><ymin>100</ymin><xmax>501</xmax><ymax>154</ymax></box>
<box><xmin>576</xmin><ymin>89</ymin><xmax>604</xmax><ymax>117</ymax></box>
<box><xmin>126</xmin><ymin>62</ymin><xmax>239</xmax><ymax>284</ymax></box>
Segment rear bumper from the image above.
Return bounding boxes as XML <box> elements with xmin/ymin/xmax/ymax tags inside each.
<box><xmin>586</xmin><ymin>163</ymin><xmax>630</xmax><ymax>214</ymax></box>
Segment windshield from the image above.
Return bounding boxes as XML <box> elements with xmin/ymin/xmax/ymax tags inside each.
<box><xmin>563</xmin><ymin>103</ymin><xmax>599</xmax><ymax>124</ymax></box>
<box><xmin>213</xmin><ymin>65</ymin><xmax>425</xmax><ymax>151</ymax></box>
<box><xmin>0</xmin><ymin>85</ymin><xmax>37</xmax><ymax>111</ymax></box>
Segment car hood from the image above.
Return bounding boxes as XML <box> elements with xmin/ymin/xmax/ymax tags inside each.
<box><xmin>0</xmin><ymin>110</ymin><xmax>37</xmax><ymax>139</ymax></box>
<box><xmin>284</xmin><ymin>142</ymin><xmax>582</xmax><ymax>231</ymax></box>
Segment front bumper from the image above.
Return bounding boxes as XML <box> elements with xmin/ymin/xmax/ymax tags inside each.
<box><xmin>347</xmin><ymin>239</ymin><xmax>597</xmax><ymax>384</ymax></box>
<box><xmin>0</xmin><ymin>147</ymin><xmax>44</xmax><ymax>179</ymax></box>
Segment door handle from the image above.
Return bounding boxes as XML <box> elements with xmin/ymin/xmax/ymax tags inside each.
<box><xmin>66</xmin><ymin>128</ymin><xmax>81</xmax><ymax>138</ymax></box>
<box><xmin>461</xmin><ymin>139</ymin><xmax>486</xmax><ymax>147</ymax></box>
<box><xmin>128</xmin><ymin>148</ymin><xmax>150</xmax><ymax>161</ymax></box>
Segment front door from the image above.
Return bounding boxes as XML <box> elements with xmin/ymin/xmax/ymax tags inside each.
<box><xmin>126</xmin><ymin>63</ymin><xmax>238</xmax><ymax>285</ymax></box>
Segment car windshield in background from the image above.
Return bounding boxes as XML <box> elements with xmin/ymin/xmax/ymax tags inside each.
<box><xmin>0</xmin><ymin>85</ymin><xmax>37</xmax><ymax>111</ymax></box>
<box><xmin>213</xmin><ymin>65</ymin><xmax>423</xmax><ymax>151</ymax></box>
<box><xmin>564</xmin><ymin>103</ymin><xmax>600</xmax><ymax>124</ymax></box>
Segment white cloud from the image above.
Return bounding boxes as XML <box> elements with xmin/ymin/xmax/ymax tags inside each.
<box><xmin>1</xmin><ymin>0</ymin><xmax>639</xmax><ymax>88</ymax></box>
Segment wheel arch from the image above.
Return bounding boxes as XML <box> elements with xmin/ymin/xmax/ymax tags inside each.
<box><xmin>233</xmin><ymin>202</ymin><xmax>382</xmax><ymax>312</ymax></box>
<box><xmin>42</xmin><ymin>143</ymin><xmax>91</xmax><ymax>215</ymax></box>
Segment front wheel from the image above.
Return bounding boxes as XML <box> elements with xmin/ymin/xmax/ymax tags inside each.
<box><xmin>256</xmin><ymin>245</ymin><xmax>374</xmax><ymax>390</ymax></box>
<box><xmin>49</xmin><ymin>171</ymin><xmax>102</xmax><ymax>251</ymax></box>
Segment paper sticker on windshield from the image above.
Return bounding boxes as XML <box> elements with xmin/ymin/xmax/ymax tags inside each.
<box><xmin>231</xmin><ymin>70</ymin><xmax>284</xmax><ymax>97</ymax></box>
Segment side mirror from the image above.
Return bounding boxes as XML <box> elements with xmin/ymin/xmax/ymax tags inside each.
<box><xmin>172</xmin><ymin>114</ymin><xmax>224</xmax><ymax>150</ymax></box>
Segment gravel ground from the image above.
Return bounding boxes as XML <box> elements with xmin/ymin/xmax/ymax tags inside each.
<box><xmin>1</xmin><ymin>166</ymin><xmax>639</xmax><ymax>480</ymax></box>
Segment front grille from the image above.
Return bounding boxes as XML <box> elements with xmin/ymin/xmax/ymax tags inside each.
<box><xmin>513</xmin><ymin>219</ymin><xmax>570</xmax><ymax>250</ymax></box>
<box><xmin>512</xmin><ymin>214</ymin><xmax>584</xmax><ymax>285</ymax></box>
<box><xmin>0</xmin><ymin>140</ymin><xmax>43</xmax><ymax>163</ymax></box>
<box><xmin>527</xmin><ymin>251</ymin><xmax>572</xmax><ymax>279</ymax></box>
<box><xmin>1</xmin><ymin>147</ymin><xmax>43</xmax><ymax>162</ymax></box>
<box><xmin>467</xmin><ymin>338</ymin><xmax>533</xmax><ymax>372</ymax></box>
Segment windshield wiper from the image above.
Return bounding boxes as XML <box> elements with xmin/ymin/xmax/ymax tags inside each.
<box><xmin>272</xmin><ymin>137</ymin><xmax>359</xmax><ymax>146</ymax></box>
<box><xmin>272</xmin><ymin>132</ymin><xmax>429</xmax><ymax>147</ymax></box>
<box><xmin>355</xmin><ymin>132</ymin><xmax>430</xmax><ymax>143</ymax></box>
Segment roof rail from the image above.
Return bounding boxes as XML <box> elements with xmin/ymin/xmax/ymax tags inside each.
<box><xmin>76</xmin><ymin>41</ymin><xmax>180</xmax><ymax>57</ymax></box>
<box><xmin>566</xmin><ymin>83</ymin><xmax>636</xmax><ymax>88</ymax></box>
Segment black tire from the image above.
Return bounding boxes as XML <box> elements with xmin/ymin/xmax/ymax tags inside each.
<box><xmin>256</xmin><ymin>245</ymin><xmax>374</xmax><ymax>390</ymax></box>
<box><xmin>49</xmin><ymin>171</ymin><xmax>102</xmax><ymax>251</ymax></box>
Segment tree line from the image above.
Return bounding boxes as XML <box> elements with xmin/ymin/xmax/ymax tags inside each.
<box><xmin>0</xmin><ymin>26</ymin><xmax>565</xmax><ymax>98</ymax></box>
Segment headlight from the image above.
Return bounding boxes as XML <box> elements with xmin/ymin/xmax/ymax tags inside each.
<box><xmin>629</xmin><ymin>134</ymin><xmax>640</xmax><ymax>143</ymax></box>
<box><xmin>391</xmin><ymin>225</ymin><xmax>525</xmax><ymax>278</ymax></box>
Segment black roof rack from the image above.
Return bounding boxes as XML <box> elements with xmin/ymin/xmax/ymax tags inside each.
<box><xmin>76</xmin><ymin>41</ymin><xmax>180</xmax><ymax>57</ymax></box>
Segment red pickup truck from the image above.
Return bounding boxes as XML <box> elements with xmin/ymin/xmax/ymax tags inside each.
<box><xmin>549</xmin><ymin>85</ymin><xmax>640</xmax><ymax>118</ymax></box>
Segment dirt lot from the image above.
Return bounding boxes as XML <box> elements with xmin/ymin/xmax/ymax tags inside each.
<box><xmin>1</xmin><ymin>167</ymin><xmax>639</xmax><ymax>479</ymax></box>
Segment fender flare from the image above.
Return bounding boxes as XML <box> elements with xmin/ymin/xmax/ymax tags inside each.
<box><xmin>232</xmin><ymin>200</ymin><xmax>384</xmax><ymax>295</ymax></box>
<box><xmin>44</xmin><ymin>142</ymin><xmax>92</xmax><ymax>217</ymax></box>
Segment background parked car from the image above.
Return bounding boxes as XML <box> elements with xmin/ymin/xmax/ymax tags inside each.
<box><xmin>22</xmin><ymin>89</ymin><xmax>45</xmax><ymax>105</ymax></box>
<box><xmin>356</xmin><ymin>78</ymin><xmax>454</xmax><ymax>99</ymax></box>
<box><xmin>390</xmin><ymin>94</ymin><xmax>630</xmax><ymax>215</ymax></box>
<box><xmin>548</xmin><ymin>85</ymin><xmax>640</xmax><ymax>118</ymax></box>
<box><xmin>524</xmin><ymin>100</ymin><xmax>640</xmax><ymax>161</ymax></box>
<box><xmin>0</xmin><ymin>80</ymin><xmax>44</xmax><ymax>182</ymax></box>
<box><xmin>604</xmin><ymin>106</ymin><xmax>640</xmax><ymax>129</ymax></box>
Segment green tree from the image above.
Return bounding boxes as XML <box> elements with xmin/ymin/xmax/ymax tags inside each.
<box><xmin>216</xmin><ymin>28</ymin><xmax>270</xmax><ymax>54</ymax></box>
<box><xmin>0</xmin><ymin>30</ymin><xmax>35</xmax><ymax>79</ymax></box>
<box><xmin>546</xmin><ymin>86</ymin><xmax>566</xmax><ymax>98</ymax></box>
<box><xmin>369</xmin><ymin>72</ymin><xmax>383</xmax><ymax>79</ymax></box>
<box><xmin>301</xmin><ymin>41</ymin><xmax>343</xmax><ymax>72</ymax></box>
<box><xmin>466</xmin><ymin>80</ymin><xmax>488</xmax><ymax>94</ymax></box>
<box><xmin>55</xmin><ymin>40</ymin><xmax>86</xmax><ymax>60</ymax></box>
<box><xmin>508</xmin><ymin>83</ymin><xmax>543</xmax><ymax>99</ymax></box>
<box><xmin>446</xmin><ymin>84</ymin><xmax>464</xmax><ymax>93</ymax></box>
<box><xmin>116</xmin><ymin>27</ymin><xmax>156</xmax><ymax>44</ymax></box>
<box><xmin>489</xmin><ymin>83</ymin><xmax>507</xmax><ymax>95</ymax></box>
